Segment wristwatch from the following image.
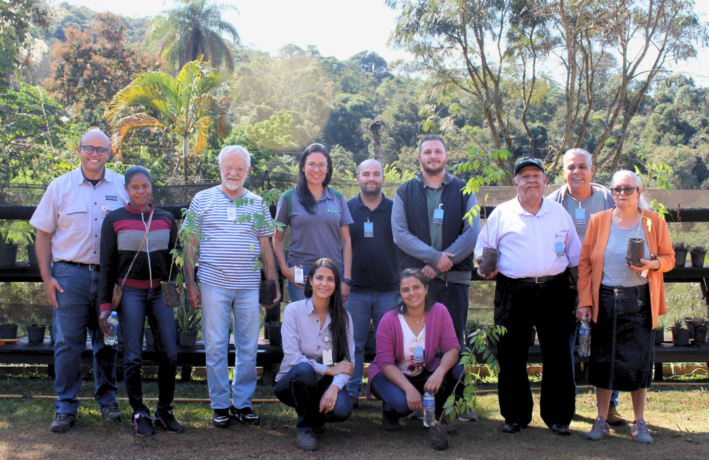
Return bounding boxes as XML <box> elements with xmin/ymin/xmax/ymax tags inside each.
<box><xmin>342</xmin><ymin>278</ymin><xmax>352</xmax><ymax>285</ymax></box>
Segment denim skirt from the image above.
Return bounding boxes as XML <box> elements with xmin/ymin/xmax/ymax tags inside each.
<box><xmin>588</xmin><ymin>284</ymin><xmax>654</xmax><ymax>391</ymax></box>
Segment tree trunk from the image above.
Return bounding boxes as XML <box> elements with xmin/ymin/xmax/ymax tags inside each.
<box><xmin>183</xmin><ymin>136</ymin><xmax>189</xmax><ymax>183</ymax></box>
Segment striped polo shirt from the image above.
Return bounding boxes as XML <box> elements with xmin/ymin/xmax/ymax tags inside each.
<box><xmin>187</xmin><ymin>186</ymin><xmax>273</xmax><ymax>289</ymax></box>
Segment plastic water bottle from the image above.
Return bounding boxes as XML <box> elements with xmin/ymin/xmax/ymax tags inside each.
<box><xmin>578</xmin><ymin>321</ymin><xmax>591</xmax><ymax>357</ymax></box>
<box><xmin>423</xmin><ymin>391</ymin><xmax>435</xmax><ymax>427</ymax></box>
<box><xmin>104</xmin><ymin>312</ymin><xmax>119</xmax><ymax>346</ymax></box>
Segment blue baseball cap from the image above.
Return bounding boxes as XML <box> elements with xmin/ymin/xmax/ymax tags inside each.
<box><xmin>514</xmin><ymin>158</ymin><xmax>544</xmax><ymax>176</ymax></box>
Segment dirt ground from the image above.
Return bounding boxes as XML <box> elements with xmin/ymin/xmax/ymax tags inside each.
<box><xmin>1</xmin><ymin>392</ymin><xmax>707</xmax><ymax>460</ymax></box>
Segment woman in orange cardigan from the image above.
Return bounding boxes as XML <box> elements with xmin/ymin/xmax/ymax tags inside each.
<box><xmin>577</xmin><ymin>170</ymin><xmax>674</xmax><ymax>444</ymax></box>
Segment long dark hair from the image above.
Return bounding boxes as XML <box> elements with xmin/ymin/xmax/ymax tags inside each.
<box><xmin>304</xmin><ymin>258</ymin><xmax>350</xmax><ymax>362</ymax></box>
<box><xmin>297</xmin><ymin>143</ymin><xmax>333</xmax><ymax>214</ymax></box>
<box><xmin>396</xmin><ymin>268</ymin><xmax>433</xmax><ymax>315</ymax></box>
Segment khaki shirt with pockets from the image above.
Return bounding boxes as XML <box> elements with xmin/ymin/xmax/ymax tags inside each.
<box><xmin>30</xmin><ymin>167</ymin><xmax>128</xmax><ymax>265</ymax></box>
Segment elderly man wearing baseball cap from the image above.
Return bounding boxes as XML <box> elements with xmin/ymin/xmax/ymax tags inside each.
<box><xmin>474</xmin><ymin>158</ymin><xmax>582</xmax><ymax>436</ymax></box>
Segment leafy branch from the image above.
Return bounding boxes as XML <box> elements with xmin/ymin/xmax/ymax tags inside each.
<box><xmin>456</xmin><ymin>147</ymin><xmax>509</xmax><ymax>225</ymax></box>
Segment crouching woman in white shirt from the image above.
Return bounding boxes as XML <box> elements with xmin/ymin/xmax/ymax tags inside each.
<box><xmin>275</xmin><ymin>258</ymin><xmax>355</xmax><ymax>451</ymax></box>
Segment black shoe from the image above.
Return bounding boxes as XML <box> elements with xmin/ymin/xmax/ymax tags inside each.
<box><xmin>212</xmin><ymin>409</ymin><xmax>230</xmax><ymax>428</ymax></box>
<box><xmin>229</xmin><ymin>405</ymin><xmax>260</xmax><ymax>425</ymax></box>
<box><xmin>297</xmin><ymin>429</ymin><xmax>319</xmax><ymax>451</ymax></box>
<box><xmin>552</xmin><ymin>424</ymin><xmax>571</xmax><ymax>436</ymax></box>
<box><xmin>313</xmin><ymin>424</ymin><xmax>326</xmax><ymax>435</ymax></box>
<box><xmin>100</xmin><ymin>403</ymin><xmax>122</xmax><ymax>423</ymax></box>
<box><xmin>155</xmin><ymin>410</ymin><xmax>184</xmax><ymax>434</ymax></box>
<box><xmin>49</xmin><ymin>413</ymin><xmax>76</xmax><ymax>433</ymax></box>
<box><xmin>503</xmin><ymin>423</ymin><xmax>527</xmax><ymax>434</ymax></box>
<box><xmin>133</xmin><ymin>414</ymin><xmax>154</xmax><ymax>437</ymax></box>
<box><xmin>382</xmin><ymin>412</ymin><xmax>401</xmax><ymax>432</ymax></box>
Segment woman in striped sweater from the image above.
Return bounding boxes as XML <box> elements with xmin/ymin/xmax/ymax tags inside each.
<box><xmin>98</xmin><ymin>166</ymin><xmax>182</xmax><ymax>437</ymax></box>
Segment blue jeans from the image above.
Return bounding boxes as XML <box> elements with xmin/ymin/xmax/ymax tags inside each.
<box><xmin>343</xmin><ymin>289</ymin><xmax>399</xmax><ymax>400</ymax></box>
<box><xmin>571</xmin><ymin>323</ymin><xmax>620</xmax><ymax>407</ymax></box>
<box><xmin>52</xmin><ymin>262</ymin><xmax>117</xmax><ymax>415</ymax></box>
<box><xmin>200</xmin><ymin>283</ymin><xmax>260</xmax><ymax>410</ymax></box>
<box><xmin>287</xmin><ymin>266</ymin><xmax>343</xmax><ymax>303</ymax></box>
<box><xmin>275</xmin><ymin>363</ymin><xmax>351</xmax><ymax>432</ymax></box>
<box><xmin>370</xmin><ymin>364</ymin><xmax>465</xmax><ymax>419</ymax></box>
<box><xmin>117</xmin><ymin>286</ymin><xmax>177</xmax><ymax>417</ymax></box>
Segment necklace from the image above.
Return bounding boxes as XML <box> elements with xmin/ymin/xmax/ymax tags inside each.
<box><xmin>406</xmin><ymin>313</ymin><xmax>424</xmax><ymax>325</ymax></box>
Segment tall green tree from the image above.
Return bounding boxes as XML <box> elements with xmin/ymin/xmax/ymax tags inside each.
<box><xmin>148</xmin><ymin>0</ymin><xmax>240</xmax><ymax>72</ymax></box>
<box><xmin>106</xmin><ymin>60</ymin><xmax>235</xmax><ymax>182</ymax></box>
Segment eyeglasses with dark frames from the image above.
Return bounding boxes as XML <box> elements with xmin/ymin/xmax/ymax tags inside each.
<box><xmin>611</xmin><ymin>186</ymin><xmax>638</xmax><ymax>195</ymax></box>
<box><xmin>80</xmin><ymin>145</ymin><xmax>111</xmax><ymax>156</ymax></box>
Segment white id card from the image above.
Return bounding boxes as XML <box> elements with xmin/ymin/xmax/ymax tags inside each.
<box><xmin>364</xmin><ymin>221</ymin><xmax>373</xmax><ymax>237</ymax></box>
<box><xmin>322</xmin><ymin>349</ymin><xmax>334</xmax><ymax>366</ymax></box>
<box><xmin>227</xmin><ymin>206</ymin><xmax>237</xmax><ymax>221</ymax></box>
<box><xmin>575</xmin><ymin>208</ymin><xmax>585</xmax><ymax>225</ymax></box>
<box><xmin>294</xmin><ymin>266</ymin><xmax>304</xmax><ymax>284</ymax></box>
<box><xmin>413</xmin><ymin>346</ymin><xmax>424</xmax><ymax>364</ymax></box>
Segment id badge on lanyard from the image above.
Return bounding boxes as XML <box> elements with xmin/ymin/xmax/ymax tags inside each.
<box><xmin>227</xmin><ymin>206</ymin><xmax>237</xmax><ymax>221</ymax></box>
<box><xmin>364</xmin><ymin>218</ymin><xmax>373</xmax><ymax>238</ymax></box>
<box><xmin>433</xmin><ymin>204</ymin><xmax>444</xmax><ymax>225</ymax></box>
<box><xmin>413</xmin><ymin>346</ymin><xmax>424</xmax><ymax>364</ymax></box>
<box><xmin>575</xmin><ymin>203</ymin><xmax>585</xmax><ymax>225</ymax></box>
<box><xmin>294</xmin><ymin>265</ymin><xmax>304</xmax><ymax>284</ymax></box>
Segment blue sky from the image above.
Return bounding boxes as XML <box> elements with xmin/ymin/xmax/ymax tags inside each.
<box><xmin>59</xmin><ymin>0</ymin><xmax>709</xmax><ymax>86</ymax></box>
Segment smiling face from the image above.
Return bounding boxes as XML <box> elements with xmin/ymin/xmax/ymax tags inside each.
<box><xmin>125</xmin><ymin>173</ymin><xmax>152</xmax><ymax>209</ymax></box>
<box><xmin>357</xmin><ymin>159</ymin><xmax>384</xmax><ymax>197</ymax></box>
<box><xmin>219</xmin><ymin>149</ymin><xmax>250</xmax><ymax>191</ymax></box>
<box><xmin>611</xmin><ymin>173</ymin><xmax>641</xmax><ymax>210</ymax></box>
<box><xmin>514</xmin><ymin>166</ymin><xmax>547</xmax><ymax>202</ymax></box>
<box><xmin>563</xmin><ymin>153</ymin><xmax>595</xmax><ymax>196</ymax></box>
<box><xmin>302</xmin><ymin>152</ymin><xmax>330</xmax><ymax>187</ymax></box>
<box><xmin>418</xmin><ymin>140</ymin><xmax>449</xmax><ymax>175</ymax></box>
<box><xmin>77</xmin><ymin>130</ymin><xmax>111</xmax><ymax>176</ymax></box>
<box><xmin>310</xmin><ymin>266</ymin><xmax>336</xmax><ymax>301</ymax></box>
<box><xmin>399</xmin><ymin>275</ymin><xmax>428</xmax><ymax>311</ymax></box>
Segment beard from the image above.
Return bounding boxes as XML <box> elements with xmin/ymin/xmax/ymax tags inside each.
<box><xmin>360</xmin><ymin>182</ymin><xmax>382</xmax><ymax>197</ymax></box>
<box><xmin>222</xmin><ymin>177</ymin><xmax>243</xmax><ymax>191</ymax></box>
<box><xmin>422</xmin><ymin>162</ymin><xmax>445</xmax><ymax>175</ymax></box>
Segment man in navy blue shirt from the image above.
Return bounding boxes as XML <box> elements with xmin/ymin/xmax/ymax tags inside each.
<box><xmin>345</xmin><ymin>159</ymin><xmax>400</xmax><ymax>407</ymax></box>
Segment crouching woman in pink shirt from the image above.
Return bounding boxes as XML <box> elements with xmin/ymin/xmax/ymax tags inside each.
<box><xmin>368</xmin><ymin>268</ymin><xmax>469</xmax><ymax>431</ymax></box>
<box><xmin>275</xmin><ymin>258</ymin><xmax>355</xmax><ymax>451</ymax></box>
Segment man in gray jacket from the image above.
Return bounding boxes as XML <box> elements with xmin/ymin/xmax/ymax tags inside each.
<box><xmin>546</xmin><ymin>148</ymin><xmax>625</xmax><ymax>427</ymax></box>
<box><xmin>391</xmin><ymin>134</ymin><xmax>481</xmax><ymax>347</ymax></box>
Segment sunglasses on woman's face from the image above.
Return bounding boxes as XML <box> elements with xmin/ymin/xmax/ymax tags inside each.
<box><xmin>611</xmin><ymin>186</ymin><xmax>638</xmax><ymax>195</ymax></box>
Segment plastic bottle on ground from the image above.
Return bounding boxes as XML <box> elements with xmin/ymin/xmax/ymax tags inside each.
<box><xmin>423</xmin><ymin>391</ymin><xmax>435</xmax><ymax>427</ymax></box>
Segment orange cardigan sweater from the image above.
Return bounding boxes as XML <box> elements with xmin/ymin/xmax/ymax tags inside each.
<box><xmin>578</xmin><ymin>209</ymin><xmax>675</xmax><ymax>329</ymax></box>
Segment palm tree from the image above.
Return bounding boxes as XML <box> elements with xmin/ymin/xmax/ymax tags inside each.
<box><xmin>149</xmin><ymin>0</ymin><xmax>240</xmax><ymax>72</ymax></box>
<box><xmin>106</xmin><ymin>59</ymin><xmax>235</xmax><ymax>181</ymax></box>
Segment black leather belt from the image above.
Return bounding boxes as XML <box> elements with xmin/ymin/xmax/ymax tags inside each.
<box><xmin>57</xmin><ymin>261</ymin><xmax>100</xmax><ymax>271</ymax></box>
<box><xmin>514</xmin><ymin>273</ymin><xmax>563</xmax><ymax>284</ymax></box>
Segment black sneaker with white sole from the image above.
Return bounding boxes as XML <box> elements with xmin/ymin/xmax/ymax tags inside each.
<box><xmin>212</xmin><ymin>409</ymin><xmax>230</xmax><ymax>428</ymax></box>
<box><xmin>229</xmin><ymin>405</ymin><xmax>261</xmax><ymax>425</ymax></box>
<box><xmin>133</xmin><ymin>414</ymin><xmax>154</xmax><ymax>437</ymax></box>
<box><xmin>49</xmin><ymin>413</ymin><xmax>77</xmax><ymax>433</ymax></box>
<box><xmin>155</xmin><ymin>410</ymin><xmax>184</xmax><ymax>434</ymax></box>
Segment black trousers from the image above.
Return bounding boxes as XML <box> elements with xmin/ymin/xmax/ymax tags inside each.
<box><xmin>427</xmin><ymin>279</ymin><xmax>469</xmax><ymax>347</ymax></box>
<box><xmin>494</xmin><ymin>274</ymin><xmax>577</xmax><ymax>428</ymax></box>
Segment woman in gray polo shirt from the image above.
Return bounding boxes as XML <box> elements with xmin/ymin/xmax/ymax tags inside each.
<box><xmin>273</xmin><ymin>143</ymin><xmax>353</xmax><ymax>303</ymax></box>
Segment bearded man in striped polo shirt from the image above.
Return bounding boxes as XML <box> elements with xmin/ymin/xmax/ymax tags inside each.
<box><xmin>184</xmin><ymin>146</ymin><xmax>281</xmax><ymax>428</ymax></box>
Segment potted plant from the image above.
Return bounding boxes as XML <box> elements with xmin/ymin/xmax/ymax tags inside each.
<box><xmin>478</xmin><ymin>194</ymin><xmax>499</xmax><ymax>276</ymax></box>
<box><xmin>0</xmin><ymin>314</ymin><xmax>19</xmax><ymax>340</ymax></box>
<box><xmin>144</xmin><ymin>318</ymin><xmax>155</xmax><ymax>348</ymax></box>
<box><xmin>627</xmin><ymin>209</ymin><xmax>650</xmax><ymax>267</ymax></box>
<box><xmin>25</xmin><ymin>229</ymin><xmax>38</xmax><ymax>267</ymax></box>
<box><xmin>176</xmin><ymin>294</ymin><xmax>201</xmax><ymax>348</ymax></box>
<box><xmin>266</xmin><ymin>321</ymin><xmax>282</xmax><ymax>347</ymax></box>
<box><xmin>669</xmin><ymin>318</ymin><xmax>691</xmax><ymax>346</ymax></box>
<box><xmin>19</xmin><ymin>313</ymin><xmax>47</xmax><ymax>343</ymax></box>
<box><xmin>463</xmin><ymin>319</ymin><xmax>482</xmax><ymax>341</ymax></box>
<box><xmin>0</xmin><ymin>230</ymin><xmax>19</xmax><ymax>268</ymax></box>
<box><xmin>672</xmin><ymin>204</ymin><xmax>689</xmax><ymax>267</ymax></box>
<box><xmin>684</xmin><ymin>315</ymin><xmax>708</xmax><ymax>344</ymax></box>
<box><xmin>689</xmin><ymin>246</ymin><xmax>706</xmax><ymax>268</ymax></box>
<box><xmin>47</xmin><ymin>317</ymin><xmax>54</xmax><ymax>345</ymax></box>
<box><xmin>654</xmin><ymin>319</ymin><xmax>666</xmax><ymax>345</ymax></box>
<box><xmin>164</xmin><ymin>209</ymin><xmax>205</xmax><ymax>308</ymax></box>
<box><xmin>429</xmin><ymin>324</ymin><xmax>507</xmax><ymax>450</ymax></box>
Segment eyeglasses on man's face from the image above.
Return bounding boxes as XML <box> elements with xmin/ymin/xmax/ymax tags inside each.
<box><xmin>611</xmin><ymin>186</ymin><xmax>638</xmax><ymax>195</ymax></box>
<box><xmin>80</xmin><ymin>145</ymin><xmax>111</xmax><ymax>156</ymax></box>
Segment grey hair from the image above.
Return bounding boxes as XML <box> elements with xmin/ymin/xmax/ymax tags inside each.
<box><xmin>610</xmin><ymin>170</ymin><xmax>650</xmax><ymax>209</ymax></box>
<box><xmin>563</xmin><ymin>148</ymin><xmax>592</xmax><ymax>167</ymax></box>
<box><xmin>218</xmin><ymin>145</ymin><xmax>251</xmax><ymax>167</ymax></box>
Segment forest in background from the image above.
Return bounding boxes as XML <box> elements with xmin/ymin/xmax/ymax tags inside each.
<box><xmin>2</xmin><ymin>0</ymin><xmax>709</xmax><ymax>190</ymax></box>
